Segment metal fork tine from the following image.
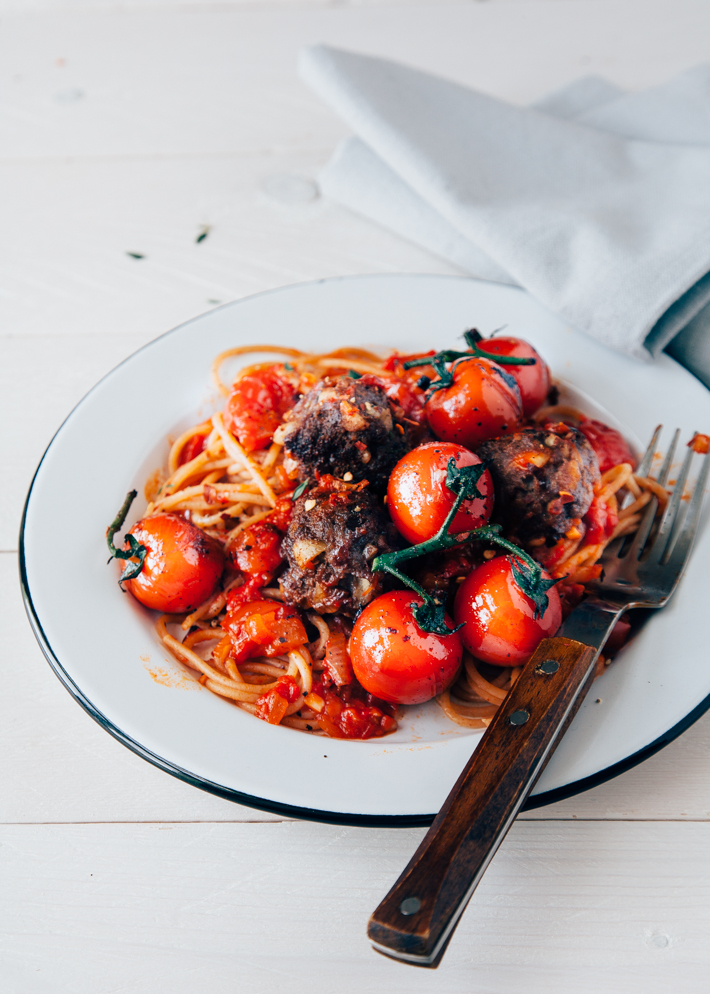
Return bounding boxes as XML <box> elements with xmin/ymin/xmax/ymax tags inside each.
<box><xmin>619</xmin><ymin>425</ymin><xmax>662</xmax><ymax>514</ymax></box>
<box><xmin>647</xmin><ymin>440</ymin><xmax>695</xmax><ymax>564</ymax></box>
<box><xmin>623</xmin><ymin>489</ymin><xmax>659</xmax><ymax>561</ymax></box>
<box><xmin>636</xmin><ymin>424</ymin><xmax>662</xmax><ymax>478</ymax></box>
<box><xmin>665</xmin><ymin>448</ymin><xmax>710</xmax><ymax>567</ymax></box>
<box><xmin>656</xmin><ymin>429</ymin><xmax>679</xmax><ymax>487</ymax></box>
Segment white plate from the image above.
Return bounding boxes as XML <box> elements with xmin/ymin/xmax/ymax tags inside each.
<box><xmin>20</xmin><ymin>275</ymin><xmax>710</xmax><ymax>824</ymax></box>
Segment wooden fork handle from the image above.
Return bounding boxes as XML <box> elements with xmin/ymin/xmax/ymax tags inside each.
<box><xmin>368</xmin><ymin>636</ymin><xmax>598</xmax><ymax>967</ymax></box>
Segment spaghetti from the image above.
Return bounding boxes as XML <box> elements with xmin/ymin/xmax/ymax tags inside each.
<box><xmin>112</xmin><ymin>340</ymin><xmax>668</xmax><ymax>738</ymax></box>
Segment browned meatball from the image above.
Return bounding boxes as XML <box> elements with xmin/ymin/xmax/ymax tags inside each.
<box><xmin>280</xmin><ymin>375</ymin><xmax>425</xmax><ymax>493</ymax></box>
<box><xmin>279</xmin><ymin>478</ymin><xmax>398</xmax><ymax>616</ymax></box>
<box><xmin>477</xmin><ymin>424</ymin><xmax>600</xmax><ymax>544</ymax></box>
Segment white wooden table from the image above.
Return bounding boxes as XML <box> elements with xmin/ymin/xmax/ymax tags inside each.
<box><xmin>3</xmin><ymin>2</ymin><xmax>710</xmax><ymax>990</ymax></box>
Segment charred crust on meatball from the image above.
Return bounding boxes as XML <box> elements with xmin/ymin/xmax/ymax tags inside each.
<box><xmin>279</xmin><ymin>375</ymin><xmax>427</xmax><ymax>493</ymax></box>
<box><xmin>279</xmin><ymin>476</ymin><xmax>399</xmax><ymax>616</ymax></box>
<box><xmin>476</xmin><ymin>424</ymin><xmax>600</xmax><ymax>544</ymax></box>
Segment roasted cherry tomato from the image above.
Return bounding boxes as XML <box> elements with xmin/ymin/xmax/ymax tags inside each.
<box><xmin>425</xmin><ymin>357</ymin><xmax>523</xmax><ymax>450</ymax></box>
<box><xmin>178</xmin><ymin>426</ymin><xmax>210</xmax><ymax>467</ymax></box>
<box><xmin>576</xmin><ymin>419</ymin><xmax>637</xmax><ymax>475</ymax></box>
<box><xmin>224</xmin><ymin>598</ymin><xmax>307</xmax><ymax>663</ymax></box>
<box><xmin>387</xmin><ymin>441</ymin><xmax>494</xmax><ymax>544</ymax></box>
<box><xmin>475</xmin><ymin>336</ymin><xmax>550</xmax><ymax>417</ymax></box>
<box><xmin>349</xmin><ymin>590</ymin><xmax>463</xmax><ymax>705</ymax></box>
<box><xmin>453</xmin><ymin>556</ymin><xmax>562</xmax><ymax>666</ymax></box>
<box><xmin>224</xmin><ymin>363</ymin><xmax>296</xmax><ymax>453</ymax></box>
<box><xmin>124</xmin><ymin>513</ymin><xmax>224</xmax><ymax>614</ymax></box>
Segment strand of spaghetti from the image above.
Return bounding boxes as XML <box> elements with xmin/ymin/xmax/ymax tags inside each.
<box><xmin>158</xmin><ymin>448</ymin><xmax>219</xmax><ymax>498</ymax></box>
<box><xmin>261</xmin><ymin>441</ymin><xmax>283</xmax><ymax>471</ymax></box>
<box><xmin>282</xmin><ymin>716</ymin><xmax>324</xmax><ymax>731</ymax></box>
<box><xmin>182</xmin><ymin>629</ymin><xmax>225</xmax><ymax>649</ymax></box>
<box><xmin>463</xmin><ymin>656</ymin><xmax>508</xmax><ymax>704</ymax></box>
<box><xmin>161</xmin><ymin>629</ymin><xmax>280</xmax><ymax>693</ymax></box>
<box><xmin>212</xmin><ymin>345</ymin><xmax>305</xmax><ymax>394</ymax></box>
<box><xmin>168</xmin><ymin>421</ymin><xmax>212</xmax><ymax>474</ymax></box>
<box><xmin>290</xmin><ymin>648</ymin><xmax>313</xmax><ymax>694</ymax></box>
<box><xmin>533</xmin><ymin>404</ymin><xmax>587</xmax><ymax>425</ymax></box>
<box><xmin>618</xmin><ymin>490</ymin><xmax>652</xmax><ymax>519</ymax></box>
<box><xmin>314</xmin><ymin>358</ymin><xmax>386</xmax><ymax>375</ymax></box>
<box><xmin>182</xmin><ymin>576</ymin><xmax>242</xmax><ymax>630</ymax></box>
<box><xmin>596</xmin><ymin>463</ymin><xmax>634</xmax><ymax>502</ymax></box>
<box><xmin>192</xmin><ymin>505</ymin><xmax>248</xmax><ymax>528</ymax></box>
<box><xmin>635</xmin><ymin>474</ymin><xmax>669</xmax><ymax>507</ymax></box>
<box><xmin>204</xmin><ymin>678</ymin><xmax>268</xmax><ymax>703</ymax></box>
<box><xmin>240</xmin><ymin>662</ymin><xmax>288</xmax><ymax>678</ymax></box>
<box><xmin>436</xmin><ymin>691</ymin><xmax>493</xmax><ymax>728</ymax></box>
<box><xmin>625</xmin><ymin>475</ymin><xmax>642</xmax><ymax>498</ymax></box>
<box><xmin>306</xmin><ymin>613</ymin><xmax>330</xmax><ymax>660</ymax></box>
<box><xmin>225</xmin><ymin>508</ymin><xmax>273</xmax><ymax>539</ymax></box>
<box><xmin>610</xmin><ymin>515</ymin><xmax>641</xmax><ymax>540</ymax></box>
<box><xmin>212</xmin><ymin>412</ymin><xmax>276</xmax><ymax>506</ymax></box>
<box><xmin>225</xmin><ymin>659</ymin><xmax>246</xmax><ymax>683</ymax></box>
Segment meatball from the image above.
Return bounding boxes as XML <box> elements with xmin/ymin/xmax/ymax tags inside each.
<box><xmin>477</xmin><ymin>424</ymin><xmax>600</xmax><ymax>544</ymax></box>
<box><xmin>280</xmin><ymin>375</ymin><xmax>425</xmax><ymax>493</ymax></box>
<box><xmin>279</xmin><ymin>477</ymin><xmax>398</xmax><ymax>616</ymax></box>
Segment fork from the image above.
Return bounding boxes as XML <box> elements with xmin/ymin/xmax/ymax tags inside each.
<box><xmin>368</xmin><ymin>426</ymin><xmax>710</xmax><ymax>968</ymax></box>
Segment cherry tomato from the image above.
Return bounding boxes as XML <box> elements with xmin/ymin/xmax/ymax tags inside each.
<box><xmin>124</xmin><ymin>513</ymin><xmax>224</xmax><ymax>614</ymax></box>
<box><xmin>349</xmin><ymin>590</ymin><xmax>463</xmax><ymax>705</ymax></box>
<box><xmin>178</xmin><ymin>426</ymin><xmax>210</xmax><ymax>467</ymax></box>
<box><xmin>387</xmin><ymin>441</ymin><xmax>494</xmax><ymax>544</ymax></box>
<box><xmin>453</xmin><ymin>556</ymin><xmax>561</xmax><ymax>666</ymax></box>
<box><xmin>576</xmin><ymin>419</ymin><xmax>637</xmax><ymax>474</ymax></box>
<box><xmin>475</xmin><ymin>336</ymin><xmax>550</xmax><ymax>417</ymax></box>
<box><xmin>224</xmin><ymin>364</ymin><xmax>296</xmax><ymax>453</ymax></box>
<box><xmin>425</xmin><ymin>357</ymin><xmax>523</xmax><ymax>450</ymax></box>
<box><xmin>224</xmin><ymin>597</ymin><xmax>308</xmax><ymax>663</ymax></box>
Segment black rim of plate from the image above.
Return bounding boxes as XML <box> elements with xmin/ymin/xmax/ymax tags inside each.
<box><xmin>18</xmin><ymin>276</ymin><xmax>710</xmax><ymax>827</ymax></box>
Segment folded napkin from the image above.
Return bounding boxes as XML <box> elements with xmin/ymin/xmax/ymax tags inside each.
<box><xmin>299</xmin><ymin>47</ymin><xmax>710</xmax><ymax>386</ymax></box>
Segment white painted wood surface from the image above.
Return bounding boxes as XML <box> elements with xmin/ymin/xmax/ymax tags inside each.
<box><xmin>3</xmin><ymin>1</ymin><xmax>710</xmax><ymax>989</ymax></box>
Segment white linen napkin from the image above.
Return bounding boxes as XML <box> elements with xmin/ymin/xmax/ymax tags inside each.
<box><xmin>299</xmin><ymin>47</ymin><xmax>710</xmax><ymax>386</ymax></box>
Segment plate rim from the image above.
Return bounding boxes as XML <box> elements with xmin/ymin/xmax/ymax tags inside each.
<box><xmin>18</xmin><ymin>272</ymin><xmax>710</xmax><ymax>825</ymax></box>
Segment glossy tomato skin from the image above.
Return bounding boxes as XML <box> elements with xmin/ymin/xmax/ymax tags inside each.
<box><xmin>224</xmin><ymin>364</ymin><xmax>296</xmax><ymax>453</ymax></box>
<box><xmin>453</xmin><ymin>556</ymin><xmax>561</xmax><ymax>667</ymax></box>
<box><xmin>387</xmin><ymin>441</ymin><xmax>494</xmax><ymax>544</ymax></box>
<box><xmin>349</xmin><ymin>590</ymin><xmax>463</xmax><ymax>705</ymax></box>
<box><xmin>577</xmin><ymin>419</ymin><xmax>637</xmax><ymax>474</ymax></box>
<box><xmin>476</xmin><ymin>337</ymin><xmax>550</xmax><ymax>417</ymax></box>
<box><xmin>426</xmin><ymin>357</ymin><xmax>523</xmax><ymax>450</ymax></box>
<box><xmin>124</xmin><ymin>513</ymin><xmax>224</xmax><ymax>614</ymax></box>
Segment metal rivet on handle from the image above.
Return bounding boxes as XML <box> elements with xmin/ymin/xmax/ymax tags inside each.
<box><xmin>400</xmin><ymin>897</ymin><xmax>421</xmax><ymax>916</ymax></box>
<box><xmin>509</xmin><ymin>709</ymin><xmax>530</xmax><ymax>726</ymax></box>
<box><xmin>535</xmin><ymin>658</ymin><xmax>560</xmax><ymax>675</ymax></box>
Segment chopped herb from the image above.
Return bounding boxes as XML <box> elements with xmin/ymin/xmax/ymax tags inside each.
<box><xmin>347</xmin><ymin>369</ymin><xmax>362</xmax><ymax>379</ymax></box>
<box><xmin>292</xmin><ymin>478</ymin><xmax>310</xmax><ymax>500</ymax></box>
<box><xmin>196</xmin><ymin>225</ymin><xmax>211</xmax><ymax>244</ymax></box>
<box><xmin>284</xmin><ymin>363</ymin><xmax>294</xmax><ymax>372</ymax></box>
<box><xmin>126</xmin><ymin>252</ymin><xmax>145</xmax><ymax>260</ymax></box>
<box><xmin>106</xmin><ymin>490</ymin><xmax>147</xmax><ymax>586</ymax></box>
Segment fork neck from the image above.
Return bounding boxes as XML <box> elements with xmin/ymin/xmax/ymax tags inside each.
<box><xmin>558</xmin><ymin>598</ymin><xmax>626</xmax><ymax>651</ymax></box>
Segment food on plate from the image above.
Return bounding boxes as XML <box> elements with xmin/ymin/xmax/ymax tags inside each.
<box><xmin>350</xmin><ymin>591</ymin><xmax>463</xmax><ymax>705</ymax></box>
<box><xmin>106</xmin><ymin>331</ymin><xmax>666</xmax><ymax>738</ymax></box>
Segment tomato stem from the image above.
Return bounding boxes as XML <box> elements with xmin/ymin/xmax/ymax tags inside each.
<box><xmin>106</xmin><ymin>490</ymin><xmax>148</xmax><ymax>586</ymax></box>
<box><xmin>373</xmin><ymin>458</ymin><xmax>558</xmax><ymax>628</ymax></box>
